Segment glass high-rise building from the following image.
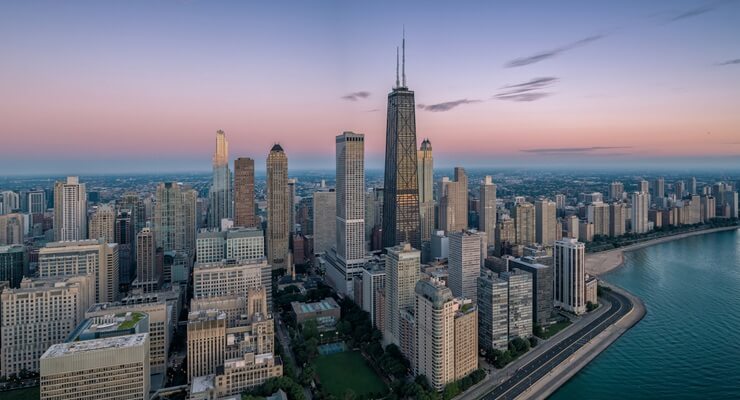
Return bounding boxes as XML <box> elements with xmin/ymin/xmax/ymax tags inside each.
<box><xmin>382</xmin><ymin>37</ymin><xmax>421</xmax><ymax>250</ymax></box>
<box><xmin>234</xmin><ymin>157</ymin><xmax>257</xmax><ymax>228</ymax></box>
<box><xmin>266</xmin><ymin>144</ymin><xmax>289</xmax><ymax>270</ymax></box>
<box><xmin>208</xmin><ymin>130</ymin><xmax>233</xmax><ymax>228</ymax></box>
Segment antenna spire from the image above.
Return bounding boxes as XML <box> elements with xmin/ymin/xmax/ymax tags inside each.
<box><xmin>402</xmin><ymin>26</ymin><xmax>406</xmax><ymax>87</ymax></box>
<box><xmin>395</xmin><ymin>46</ymin><xmax>400</xmax><ymax>88</ymax></box>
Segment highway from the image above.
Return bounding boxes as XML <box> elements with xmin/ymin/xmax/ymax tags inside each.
<box><xmin>479</xmin><ymin>289</ymin><xmax>633</xmax><ymax>400</ymax></box>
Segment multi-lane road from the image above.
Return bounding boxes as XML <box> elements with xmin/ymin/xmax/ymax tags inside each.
<box><xmin>478</xmin><ymin>289</ymin><xmax>633</xmax><ymax>400</ymax></box>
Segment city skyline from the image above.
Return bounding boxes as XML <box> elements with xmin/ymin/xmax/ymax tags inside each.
<box><xmin>2</xmin><ymin>1</ymin><xmax>740</xmax><ymax>174</ymax></box>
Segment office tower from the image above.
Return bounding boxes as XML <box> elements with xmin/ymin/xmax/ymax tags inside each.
<box><xmin>365</xmin><ymin>188</ymin><xmax>384</xmax><ymax>241</ymax></box>
<box><xmin>384</xmin><ymin>243</ymin><xmax>420</xmax><ymax>347</ymax></box>
<box><xmin>119</xmin><ymin>193</ymin><xmax>146</xmax><ymax>234</ymax></box>
<box><xmin>631</xmin><ymin>192</ymin><xmax>649</xmax><ymax>234</ymax></box>
<box><xmin>638</xmin><ymin>180</ymin><xmax>649</xmax><ymax>194</ymax></box>
<box><xmin>0</xmin><ymin>191</ymin><xmax>19</xmax><ymax>214</ymax></box>
<box><xmin>28</xmin><ymin>190</ymin><xmax>46</xmax><ymax>215</ymax></box>
<box><xmin>114</xmin><ymin>210</ymin><xmax>135</xmax><ymax>285</ymax></box>
<box><xmin>495</xmin><ymin>218</ymin><xmax>516</xmax><ymax>256</ymax></box>
<box><xmin>535</xmin><ymin>199</ymin><xmax>557</xmax><ymax>245</ymax></box>
<box><xmin>701</xmin><ymin>195</ymin><xmax>716</xmax><ymax>222</ymax></box>
<box><xmin>578</xmin><ymin>221</ymin><xmax>594</xmax><ymax>242</ymax></box>
<box><xmin>554</xmin><ymin>194</ymin><xmax>566</xmax><ymax>211</ymax></box>
<box><xmin>267</xmin><ymin>144</ymin><xmax>290</xmax><ymax>269</ymax></box>
<box><xmin>196</xmin><ymin>227</ymin><xmax>264</xmax><ymax>263</ymax></box>
<box><xmin>477</xmin><ymin>270</ymin><xmax>509</xmax><ymax>351</ymax></box>
<box><xmin>579</xmin><ymin>192</ymin><xmax>603</xmax><ymax>205</ymax></box>
<box><xmin>500</xmin><ymin>269</ymin><xmax>533</xmax><ymax>339</ymax></box>
<box><xmin>53</xmin><ymin>176</ymin><xmax>87</xmax><ymax>241</ymax></box>
<box><xmin>690</xmin><ymin>177</ymin><xmax>697</xmax><ymax>195</ymax></box>
<box><xmin>1</xmin><ymin>276</ymin><xmax>93</xmax><ymax>376</ymax></box>
<box><xmin>587</xmin><ymin>201</ymin><xmax>610</xmax><ymax>237</ymax></box>
<box><xmin>286</xmin><ymin>179</ymin><xmax>297</xmax><ymax>235</ymax></box>
<box><xmin>88</xmin><ymin>204</ymin><xmax>115</xmax><ymax>243</ymax></box>
<box><xmin>297</xmin><ymin>196</ymin><xmax>314</xmax><ymax>235</ymax></box>
<box><xmin>153</xmin><ymin>182</ymin><xmax>197</xmax><ymax>256</ymax></box>
<box><xmin>39</xmin><ymin>240</ymin><xmax>119</xmax><ymax>303</ymax></box>
<box><xmin>362</xmin><ymin>263</ymin><xmax>386</xmax><ymax>329</ymax></box>
<box><xmin>0</xmin><ymin>245</ymin><xmax>27</xmax><ymax>288</ymax></box>
<box><xmin>192</xmin><ymin>258</ymin><xmax>271</xmax><ymax>307</ymax></box>
<box><xmin>564</xmin><ymin>215</ymin><xmax>579</xmax><ymax>239</ymax></box>
<box><xmin>448</xmin><ymin>230</ymin><xmax>484</xmax><ymax>303</ymax></box>
<box><xmin>208</xmin><ymin>130</ymin><xmax>233</xmax><ymax>228</ymax></box>
<box><xmin>609</xmin><ymin>202</ymin><xmax>626</xmax><ymax>237</ymax></box>
<box><xmin>135</xmin><ymin>228</ymin><xmax>159</xmax><ymax>292</ymax></box>
<box><xmin>514</xmin><ymin>202</ymin><xmax>535</xmax><ymax>246</ymax></box>
<box><xmin>312</xmin><ymin>190</ymin><xmax>336</xmax><ymax>255</ymax></box>
<box><xmin>554</xmin><ymin>238</ymin><xmax>586</xmax><ymax>315</ymax></box>
<box><xmin>40</xmin><ymin>334</ymin><xmax>150</xmax><ymax>400</ymax></box>
<box><xmin>675</xmin><ymin>180</ymin><xmax>686</xmax><ymax>198</ymax></box>
<box><xmin>0</xmin><ymin>213</ymin><xmax>23</xmax><ymax>245</ymax></box>
<box><xmin>418</xmin><ymin>139</ymin><xmax>435</xmax><ymax>254</ymax></box>
<box><xmin>479</xmin><ymin>176</ymin><xmax>497</xmax><ymax>249</ymax></box>
<box><xmin>336</xmin><ymin>132</ymin><xmax>366</xmax><ymax>265</ymax></box>
<box><xmin>652</xmin><ymin>177</ymin><xmax>665</xmax><ymax>199</ymax></box>
<box><xmin>187</xmin><ymin>310</ymin><xmax>227</xmax><ymax>381</ymax></box>
<box><xmin>430</xmin><ymin>230</ymin><xmax>449</xmax><ymax>260</ymax></box>
<box><xmin>85</xmin><ymin>301</ymin><xmax>170</xmax><ymax>374</ymax></box>
<box><xmin>609</xmin><ymin>182</ymin><xmax>624</xmax><ymax>201</ymax></box>
<box><xmin>413</xmin><ymin>279</ymin><xmax>477</xmax><ymax>391</ymax></box>
<box><xmin>234</xmin><ymin>157</ymin><xmax>257</xmax><ymax>228</ymax></box>
<box><xmin>382</xmin><ymin>37</ymin><xmax>421</xmax><ymax>250</ymax></box>
<box><xmin>439</xmin><ymin>167</ymin><xmax>469</xmax><ymax>232</ymax></box>
<box><xmin>510</xmin><ymin>257</ymin><xmax>552</xmax><ymax>325</ymax></box>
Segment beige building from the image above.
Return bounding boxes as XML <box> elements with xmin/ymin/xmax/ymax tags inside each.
<box><xmin>1</xmin><ymin>276</ymin><xmax>94</xmax><ymax>376</ymax></box>
<box><xmin>188</xmin><ymin>310</ymin><xmax>227</xmax><ymax>381</ymax></box>
<box><xmin>535</xmin><ymin>199</ymin><xmax>557</xmax><ymax>246</ymax></box>
<box><xmin>196</xmin><ymin>228</ymin><xmax>265</xmax><ymax>264</ymax></box>
<box><xmin>0</xmin><ymin>213</ymin><xmax>24</xmax><ymax>245</ymax></box>
<box><xmin>384</xmin><ymin>243</ymin><xmax>420</xmax><ymax>347</ymax></box>
<box><xmin>190</xmin><ymin>352</ymin><xmax>282</xmax><ymax>400</ymax></box>
<box><xmin>153</xmin><ymin>182</ymin><xmax>198</xmax><ymax>256</ymax></box>
<box><xmin>192</xmin><ymin>258</ymin><xmax>271</xmax><ymax>307</ymax></box>
<box><xmin>585</xmin><ymin>275</ymin><xmax>598</xmax><ymax>305</ymax></box>
<box><xmin>88</xmin><ymin>204</ymin><xmax>116</xmax><ymax>243</ymax></box>
<box><xmin>439</xmin><ymin>167</ymin><xmax>469</xmax><ymax>232</ymax></box>
<box><xmin>54</xmin><ymin>176</ymin><xmax>87</xmax><ymax>241</ymax></box>
<box><xmin>515</xmin><ymin>202</ymin><xmax>536</xmax><ymax>246</ymax></box>
<box><xmin>413</xmin><ymin>279</ymin><xmax>477</xmax><ymax>391</ymax></box>
<box><xmin>38</xmin><ymin>239</ymin><xmax>119</xmax><ymax>303</ymax></box>
<box><xmin>40</xmin><ymin>333</ymin><xmax>150</xmax><ymax>400</ymax></box>
<box><xmin>191</xmin><ymin>286</ymin><xmax>268</xmax><ymax>328</ymax></box>
<box><xmin>479</xmin><ymin>176</ymin><xmax>497</xmax><ymax>249</ymax></box>
<box><xmin>267</xmin><ymin>144</ymin><xmax>290</xmax><ymax>270</ymax></box>
<box><xmin>312</xmin><ymin>190</ymin><xmax>336</xmax><ymax>255</ymax></box>
<box><xmin>587</xmin><ymin>201</ymin><xmax>610</xmax><ymax>237</ymax></box>
<box><xmin>609</xmin><ymin>203</ymin><xmax>626</xmax><ymax>237</ymax></box>
<box><xmin>448</xmin><ymin>230</ymin><xmax>484</xmax><ymax>303</ymax></box>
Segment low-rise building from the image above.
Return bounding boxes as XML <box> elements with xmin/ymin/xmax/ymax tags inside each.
<box><xmin>291</xmin><ymin>297</ymin><xmax>341</xmax><ymax>329</ymax></box>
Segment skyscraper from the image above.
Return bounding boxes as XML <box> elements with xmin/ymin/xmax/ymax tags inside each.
<box><xmin>631</xmin><ymin>192</ymin><xmax>649</xmax><ymax>234</ymax></box>
<box><xmin>418</xmin><ymin>139</ymin><xmax>434</xmax><ymax>250</ymax></box>
<box><xmin>267</xmin><ymin>144</ymin><xmax>289</xmax><ymax>269</ymax></box>
<box><xmin>208</xmin><ymin>130</ymin><xmax>233</xmax><ymax>228</ymax></box>
<box><xmin>136</xmin><ymin>227</ymin><xmax>159</xmax><ymax>292</ymax></box>
<box><xmin>53</xmin><ymin>176</ymin><xmax>87</xmax><ymax>241</ymax></box>
<box><xmin>88</xmin><ymin>204</ymin><xmax>115</xmax><ymax>243</ymax></box>
<box><xmin>609</xmin><ymin>202</ymin><xmax>626</xmax><ymax>237</ymax></box>
<box><xmin>514</xmin><ymin>202</ymin><xmax>535</xmax><ymax>246</ymax></box>
<box><xmin>448</xmin><ymin>230</ymin><xmax>484</xmax><ymax>303</ymax></box>
<box><xmin>638</xmin><ymin>179</ymin><xmax>649</xmax><ymax>194</ymax></box>
<box><xmin>652</xmin><ymin>177</ymin><xmax>665</xmax><ymax>199</ymax></box>
<box><xmin>119</xmin><ymin>193</ymin><xmax>146</xmax><ymax>235</ymax></box>
<box><xmin>234</xmin><ymin>157</ymin><xmax>257</xmax><ymax>228</ymax></box>
<box><xmin>587</xmin><ymin>201</ymin><xmax>610</xmax><ymax>237</ymax></box>
<box><xmin>382</xmin><ymin>36</ymin><xmax>421</xmax><ymax>250</ymax></box>
<box><xmin>384</xmin><ymin>243</ymin><xmax>420</xmax><ymax>347</ymax></box>
<box><xmin>479</xmin><ymin>176</ymin><xmax>497</xmax><ymax>250</ymax></box>
<box><xmin>553</xmin><ymin>238</ymin><xmax>586</xmax><ymax>315</ymax></box>
<box><xmin>312</xmin><ymin>190</ymin><xmax>336</xmax><ymax>255</ymax></box>
<box><xmin>439</xmin><ymin>167</ymin><xmax>469</xmax><ymax>233</ymax></box>
<box><xmin>335</xmin><ymin>132</ymin><xmax>365</xmax><ymax>263</ymax></box>
<box><xmin>535</xmin><ymin>199</ymin><xmax>557</xmax><ymax>245</ymax></box>
<box><xmin>153</xmin><ymin>182</ymin><xmax>197</xmax><ymax>256</ymax></box>
<box><xmin>28</xmin><ymin>190</ymin><xmax>46</xmax><ymax>215</ymax></box>
<box><xmin>609</xmin><ymin>181</ymin><xmax>624</xmax><ymax>201</ymax></box>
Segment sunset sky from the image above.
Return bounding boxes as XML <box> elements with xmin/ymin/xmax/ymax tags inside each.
<box><xmin>1</xmin><ymin>1</ymin><xmax>739</xmax><ymax>174</ymax></box>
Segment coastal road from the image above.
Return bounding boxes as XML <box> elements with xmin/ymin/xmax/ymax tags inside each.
<box><xmin>478</xmin><ymin>289</ymin><xmax>632</xmax><ymax>400</ymax></box>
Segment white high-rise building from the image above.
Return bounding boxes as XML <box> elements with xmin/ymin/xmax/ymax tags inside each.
<box><xmin>88</xmin><ymin>204</ymin><xmax>116</xmax><ymax>243</ymax></box>
<box><xmin>384</xmin><ymin>243</ymin><xmax>420</xmax><ymax>347</ymax></box>
<box><xmin>39</xmin><ymin>240</ymin><xmax>119</xmax><ymax>303</ymax></box>
<box><xmin>587</xmin><ymin>201</ymin><xmax>610</xmax><ymax>237</ymax></box>
<box><xmin>335</xmin><ymin>132</ymin><xmax>366</xmax><ymax>266</ymax></box>
<box><xmin>448</xmin><ymin>230</ymin><xmax>484</xmax><ymax>303</ymax></box>
<box><xmin>535</xmin><ymin>199</ymin><xmax>557</xmax><ymax>245</ymax></box>
<box><xmin>479</xmin><ymin>176</ymin><xmax>497</xmax><ymax>250</ymax></box>
<box><xmin>54</xmin><ymin>176</ymin><xmax>87</xmax><ymax>241</ymax></box>
<box><xmin>192</xmin><ymin>258</ymin><xmax>272</xmax><ymax>308</ymax></box>
<box><xmin>631</xmin><ymin>192</ymin><xmax>649</xmax><ymax>234</ymax></box>
<box><xmin>0</xmin><ymin>191</ymin><xmax>20</xmax><ymax>214</ymax></box>
<box><xmin>553</xmin><ymin>238</ymin><xmax>586</xmax><ymax>315</ymax></box>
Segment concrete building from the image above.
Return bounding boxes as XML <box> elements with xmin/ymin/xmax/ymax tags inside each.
<box><xmin>477</xmin><ymin>270</ymin><xmax>509</xmax><ymax>351</ymax></box>
<box><xmin>312</xmin><ymin>190</ymin><xmax>337</xmax><ymax>255</ymax></box>
<box><xmin>0</xmin><ymin>213</ymin><xmax>24</xmax><ymax>245</ymax></box>
<box><xmin>501</xmin><ymin>270</ymin><xmax>533</xmax><ymax>339</ymax></box>
<box><xmin>28</xmin><ymin>190</ymin><xmax>46</xmax><ymax>215</ymax></box>
<box><xmin>587</xmin><ymin>201</ymin><xmax>610</xmax><ymax>237</ymax></box>
<box><xmin>39</xmin><ymin>239</ymin><xmax>119</xmax><ymax>303</ymax></box>
<box><xmin>196</xmin><ymin>228</ymin><xmax>264</xmax><ymax>263</ymax></box>
<box><xmin>187</xmin><ymin>310</ymin><xmax>227</xmax><ymax>381</ymax></box>
<box><xmin>361</xmin><ymin>262</ymin><xmax>386</xmax><ymax>329</ymax></box>
<box><xmin>384</xmin><ymin>243</ymin><xmax>420</xmax><ymax>347</ymax></box>
<box><xmin>1</xmin><ymin>276</ymin><xmax>94</xmax><ymax>376</ymax></box>
<box><xmin>554</xmin><ymin>238</ymin><xmax>586</xmax><ymax>315</ymax></box>
<box><xmin>135</xmin><ymin>228</ymin><xmax>160</xmax><ymax>293</ymax></box>
<box><xmin>88</xmin><ymin>204</ymin><xmax>116</xmax><ymax>243</ymax></box>
<box><xmin>495</xmin><ymin>218</ymin><xmax>516</xmax><ymax>256</ymax></box>
<box><xmin>448</xmin><ymin>230</ymin><xmax>484</xmax><ymax>303</ymax></box>
<box><xmin>479</xmin><ymin>176</ymin><xmax>497</xmax><ymax>250</ymax></box>
<box><xmin>535</xmin><ymin>199</ymin><xmax>557</xmax><ymax>245</ymax></box>
<box><xmin>514</xmin><ymin>202</ymin><xmax>536</xmax><ymax>246</ymax></box>
<box><xmin>0</xmin><ymin>245</ymin><xmax>27</xmax><ymax>288</ymax></box>
<box><xmin>290</xmin><ymin>297</ymin><xmax>341</xmax><ymax>329</ymax></box>
<box><xmin>418</xmin><ymin>139</ymin><xmax>435</xmax><ymax>253</ymax></box>
<box><xmin>153</xmin><ymin>182</ymin><xmax>197</xmax><ymax>257</ymax></box>
<box><xmin>578</xmin><ymin>220</ymin><xmax>594</xmax><ymax>242</ymax></box>
<box><xmin>439</xmin><ymin>167</ymin><xmax>469</xmax><ymax>233</ymax></box>
<box><xmin>190</xmin><ymin>353</ymin><xmax>283</xmax><ymax>400</ymax></box>
<box><xmin>208</xmin><ymin>130</ymin><xmax>233</xmax><ymax>228</ymax></box>
<box><xmin>430</xmin><ymin>230</ymin><xmax>449</xmax><ymax>260</ymax></box>
<box><xmin>510</xmin><ymin>257</ymin><xmax>552</xmax><ymax>325</ymax></box>
<box><xmin>267</xmin><ymin>144</ymin><xmax>290</xmax><ymax>270</ymax></box>
<box><xmin>609</xmin><ymin>181</ymin><xmax>624</xmax><ymax>201</ymax></box>
<box><xmin>0</xmin><ymin>191</ymin><xmax>20</xmax><ymax>214</ymax></box>
<box><xmin>234</xmin><ymin>157</ymin><xmax>257</xmax><ymax>228</ymax></box>
<box><xmin>631</xmin><ymin>192</ymin><xmax>649</xmax><ymax>234</ymax></box>
<box><xmin>53</xmin><ymin>176</ymin><xmax>87</xmax><ymax>241</ymax></box>
<box><xmin>192</xmin><ymin>258</ymin><xmax>271</xmax><ymax>309</ymax></box>
<box><xmin>638</xmin><ymin>180</ymin><xmax>649</xmax><ymax>195</ymax></box>
<box><xmin>585</xmin><ymin>275</ymin><xmax>598</xmax><ymax>305</ymax></box>
<box><xmin>413</xmin><ymin>279</ymin><xmax>477</xmax><ymax>391</ymax></box>
<box><xmin>40</xmin><ymin>333</ymin><xmax>150</xmax><ymax>400</ymax></box>
<box><xmin>564</xmin><ymin>215</ymin><xmax>579</xmax><ymax>239</ymax></box>
<box><xmin>609</xmin><ymin>203</ymin><xmax>626</xmax><ymax>237</ymax></box>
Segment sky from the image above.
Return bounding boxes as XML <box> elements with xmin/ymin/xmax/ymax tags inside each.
<box><xmin>1</xmin><ymin>0</ymin><xmax>739</xmax><ymax>175</ymax></box>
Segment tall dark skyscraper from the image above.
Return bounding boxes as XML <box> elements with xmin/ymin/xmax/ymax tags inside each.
<box><xmin>382</xmin><ymin>35</ymin><xmax>421</xmax><ymax>250</ymax></box>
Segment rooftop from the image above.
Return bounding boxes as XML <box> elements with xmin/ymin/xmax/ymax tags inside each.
<box><xmin>42</xmin><ymin>333</ymin><xmax>148</xmax><ymax>359</ymax></box>
<box><xmin>291</xmin><ymin>297</ymin><xmax>339</xmax><ymax>315</ymax></box>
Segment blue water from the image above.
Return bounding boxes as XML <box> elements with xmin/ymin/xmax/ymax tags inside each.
<box><xmin>550</xmin><ymin>229</ymin><xmax>740</xmax><ymax>400</ymax></box>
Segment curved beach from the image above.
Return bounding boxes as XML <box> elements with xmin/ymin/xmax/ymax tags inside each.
<box><xmin>586</xmin><ymin>226</ymin><xmax>739</xmax><ymax>276</ymax></box>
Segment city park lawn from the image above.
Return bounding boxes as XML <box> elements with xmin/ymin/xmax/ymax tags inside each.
<box><xmin>538</xmin><ymin>320</ymin><xmax>572</xmax><ymax>339</ymax></box>
<box><xmin>313</xmin><ymin>351</ymin><xmax>388</xmax><ymax>398</ymax></box>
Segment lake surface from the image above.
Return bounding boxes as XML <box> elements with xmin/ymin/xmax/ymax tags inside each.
<box><xmin>550</xmin><ymin>228</ymin><xmax>740</xmax><ymax>399</ymax></box>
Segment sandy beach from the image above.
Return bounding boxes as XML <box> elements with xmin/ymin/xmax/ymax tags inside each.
<box><xmin>586</xmin><ymin>226</ymin><xmax>739</xmax><ymax>276</ymax></box>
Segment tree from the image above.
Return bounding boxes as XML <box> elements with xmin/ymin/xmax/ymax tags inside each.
<box><xmin>442</xmin><ymin>382</ymin><xmax>460</xmax><ymax>400</ymax></box>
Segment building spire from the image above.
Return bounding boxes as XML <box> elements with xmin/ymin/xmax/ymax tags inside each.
<box><xmin>402</xmin><ymin>26</ymin><xmax>406</xmax><ymax>87</ymax></box>
<box><xmin>396</xmin><ymin>46</ymin><xmax>400</xmax><ymax>88</ymax></box>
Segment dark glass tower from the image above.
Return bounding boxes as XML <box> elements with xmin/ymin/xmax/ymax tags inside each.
<box><xmin>382</xmin><ymin>36</ymin><xmax>421</xmax><ymax>250</ymax></box>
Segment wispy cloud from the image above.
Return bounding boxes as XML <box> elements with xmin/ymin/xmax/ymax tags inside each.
<box><xmin>521</xmin><ymin>146</ymin><xmax>633</xmax><ymax>154</ymax></box>
<box><xmin>418</xmin><ymin>99</ymin><xmax>481</xmax><ymax>112</ymax></box>
<box><xmin>669</xmin><ymin>3</ymin><xmax>715</xmax><ymax>22</ymax></box>
<box><xmin>505</xmin><ymin>35</ymin><xmax>605</xmax><ymax>68</ymax></box>
<box><xmin>717</xmin><ymin>58</ymin><xmax>740</xmax><ymax>66</ymax></box>
<box><xmin>495</xmin><ymin>77</ymin><xmax>558</xmax><ymax>102</ymax></box>
<box><xmin>341</xmin><ymin>91</ymin><xmax>370</xmax><ymax>101</ymax></box>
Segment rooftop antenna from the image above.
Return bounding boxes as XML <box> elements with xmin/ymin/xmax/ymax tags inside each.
<box><xmin>402</xmin><ymin>26</ymin><xmax>406</xmax><ymax>87</ymax></box>
<box><xmin>395</xmin><ymin>46</ymin><xmax>400</xmax><ymax>88</ymax></box>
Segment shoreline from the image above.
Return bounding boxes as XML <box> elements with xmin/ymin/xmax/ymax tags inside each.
<box><xmin>586</xmin><ymin>226</ymin><xmax>739</xmax><ymax>276</ymax></box>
